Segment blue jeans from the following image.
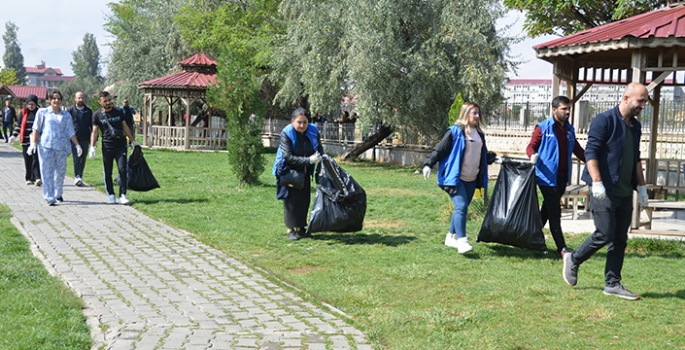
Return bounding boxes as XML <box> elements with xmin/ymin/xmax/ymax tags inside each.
<box><xmin>570</xmin><ymin>192</ymin><xmax>632</xmax><ymax>287</ymax></box>
<box><xmin>449</xmin><ymin>180</ymin><xmax>477</xmax><ymax>238</ymax></box>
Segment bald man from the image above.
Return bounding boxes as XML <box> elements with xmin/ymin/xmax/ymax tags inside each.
<box><xmin>67</xmin><ymin>91</ymin><xmax>93</xmax><ymax>186</ymax></box>
<box><xmin>562</xmin><ymin>82</ymin><xmax>648</xmax><ymax>300</ymax></box>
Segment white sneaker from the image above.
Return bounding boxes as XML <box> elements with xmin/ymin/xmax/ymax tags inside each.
<box><xmin>455</xmin><ymin>237</ymin><xmax>473</xmax><ymax>254</ymax></box>
<box><xmin>75</xmin><ymin>177</ymin><xmax>83</xmax><ymax>186</ymax></box>
<box><xmin>444</xmin><ymin>233</ymin><xmax>460</xmax><ymax>248</ymax></box>
<box><xmin>119</xmin><ymin>195</ymin><xmax>130</xmax><ymax>205</ymax></box>
<box><xmin>107</xmin><ymin>195</ymin><xmax>116</xmax><ymax>204</ymax></box>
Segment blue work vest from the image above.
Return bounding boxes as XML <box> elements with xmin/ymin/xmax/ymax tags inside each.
<box><xmin>437</xmin><ymin>125</ymin><xmax>488</xmax><ymax>188</ymax></box>
<box><xmin>272</xmin><ymin>123</ymin><xmax>320</xmax><ymax>176</ymax></box>
<box><xmin>535</xmin><ymin>117</ymin><xmax>576</xmax><ymax>186</ymax></box>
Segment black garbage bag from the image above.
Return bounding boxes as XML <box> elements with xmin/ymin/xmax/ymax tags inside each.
<box><xmin>115</xmin><ymin>146</ymin><xmax>160</xmax><ymax>191</ymax></box>
<box><xmin>306</xmin><ymin>155</ymin><xmax>366</xmax><ymax>234</ymax></box>
<box><xmin>477</xmin><ymin>160</ymin><xmax>547</xmax><ymax>251</ymax></box>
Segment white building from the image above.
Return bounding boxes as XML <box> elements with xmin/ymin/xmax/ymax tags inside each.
<box><xmin>25</xmin><ymin>61</ymin><xmax>74</xmax><ymax>90</ymax></box>
<box><xmin>504</xmin><ymin>79</ymin><xmax>684</xmax><ymax>103</ymax></box>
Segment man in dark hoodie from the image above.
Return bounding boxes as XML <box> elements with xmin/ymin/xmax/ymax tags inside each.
<box><xmin>67</xmin><ymin>91</ymin><xmax>93</xmax><ymax>186</ymax></box>
<box><xmin>2</xmin><ymin>98</ymin><xmax>17</xmax><ymax>143</ymax></box>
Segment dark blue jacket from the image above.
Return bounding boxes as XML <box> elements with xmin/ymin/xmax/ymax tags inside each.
<box><xmin>581</xmin><ymin>106</ymin><xmax>641</xmax><ymax>190</ymax></box>
<box><xmin>67</xmin><ymin>105</ymin><xmax>93</xmax><ymax>141</ymax></box>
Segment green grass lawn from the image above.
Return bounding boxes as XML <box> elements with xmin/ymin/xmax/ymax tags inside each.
<box><xmin>69</xmin><ymin>148</ymin><xmax>685</xmax><ymax>349</ymax></box>
<box><xmin>0</xmin><ymin>205</ymin><xmax>92</xmax><ymax>350</ymax></box>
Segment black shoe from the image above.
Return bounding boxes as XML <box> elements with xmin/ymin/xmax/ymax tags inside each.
<box><xmin>298</xmin><ymin>228</ymin><xmax>312</xmax><ymax>238</ymax></box>
<box><xmin>558</xmin><ymin>247</ymin><xmax>572</xmax><ymax>259</ymax></box>
<box><xmin>56</xmin><ymin>196</ymin><xmax>63</xmax><ymax>202</ymax></box>
<box><xmin>47</xmin><ymin>202</ymin><xmax>56</xmax><ymax>206</ymax></box>
<box><xmin>286</xmin><ymin>230</ymin><xmax>300</xmax><ymax>241</ymax></box>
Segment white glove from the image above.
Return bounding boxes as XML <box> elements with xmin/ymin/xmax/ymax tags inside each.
<box><xmin>75</xmin><ymin>145</ymin><xmax>83</xmax><ymax>157</ymax></box>
<box><xmin>132</xmin><ymin>140</ymin><xmax>141</xmax><ymax>147</ymax></box>
<box><xmin>637</xmin><ymin>185</ymin><xmax>649</xmax><ymax>207</ymax></box>
<box><xmin>27</xmin><ymin>143</ymin><xmax>37</xmax><ymax>156</ymax></box>
<box><xmin>530</xmin><ymin>153</ymin><xmax>539</xmax><ymax>164</ymax></box>
<box><xmin>8</xmin><ymin>135</ymin><xmax>16</xmax><ymax>143</ymax></box>
<box><xmin>592</xmin><ymin>181</ymin><xmax>607</xmax><ymax>200</ymax></box>
<box><xmin>308</xmin><ymin>152</ymin><xmax>322</xmax><ymax>164</ymax></box>
<box><xmin>88</xmin><ymin>146</ymin><xmax>96</xmax><ymax>159</ymax></box>
<box><xmin>495</xmin><ymin>156</ymin><xmax>503</xmax><ymax>164</ymax></box>
<box><xmin>422</xmin><ymin>166</ymin><xmax>431</xmax><ymax>180</ymax></box>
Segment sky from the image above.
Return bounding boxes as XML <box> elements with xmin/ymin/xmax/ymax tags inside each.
<box><xmin>0</xmin><ymin>2</ymin><xmax>553</xmax><ymax>79</ymax></box>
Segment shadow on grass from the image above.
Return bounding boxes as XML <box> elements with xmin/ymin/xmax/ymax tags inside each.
<box><xmin>481</xmin><ymin>243</ymin><xmax>553</xmax><ymax>260</ymax></box>
<box><xmin>312</xmin><ymin>232</ymin><xmax>417</xmax><ymax>246</ymax></box>
<box><xmin>641</xmin><ymin>289</ymin><xmax>685</xmax><ymax>299</ymax></box>
<box><xmin>134</xmin><ymin>198</ymin><xmax>209</xmax><ymax>205</ymax></box>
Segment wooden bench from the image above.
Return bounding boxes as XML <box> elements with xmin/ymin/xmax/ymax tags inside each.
<box><xmin>561</xmin><ymin>184</ymin><xmax>590</xmax><ymax>220</ymax></box>
<box><xmin>631</xmin><ymin>185</ymin><xmax>685</xmax><ymax>230</ymax></box>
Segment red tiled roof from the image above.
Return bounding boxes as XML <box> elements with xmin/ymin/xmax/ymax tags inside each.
<box><xmin>37</xmin><ymin>75</ymin><xmax>75</xmax><ymax>82</ymax></box>
<box><xmin>3</xmin><ymin>85</ymin><xmax>48</xmax><ymax>99</ymax></box>
<box><xmin>534</xmin><ymin>6</ymin><xmax>685</xmax><ymax>50</ymax></box>
<box><xmin>178</xmin><ymin>53</ymin><xmax>217</xmax><ymax>67</ymax></box>
<box><xmin>137</xmin><ymin>71</ymin><xmax>216</xmax><ymax>88</ymax></box>
<box><xmin>25</xmin><ymin>67</ymin><xmax>63</xmax><ymax>75</ymax></box>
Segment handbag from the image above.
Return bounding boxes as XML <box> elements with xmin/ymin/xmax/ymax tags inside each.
<box><xmin>279</xmin><ymin>168</ymin><xmax>305</xmax><ymax>189</ymax></box>
<box><xmin>103</xmin><ymin>110</ymin><xmax>126</xmax><ymax>139</ymax></box>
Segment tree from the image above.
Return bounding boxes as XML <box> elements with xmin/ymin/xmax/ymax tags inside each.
<box><xmin>71</xmin><ymin>33</ymin><xmax>101</xmax><ymax>78</ymax></box>
<box><xmin>272</xmin><ymin>0</ymin><xmax>515</xmax><ymax>159</ymax></box>
<box><xmin>105</xmin><ymin>0</ymin><xmax>193</xmax><ymax>108</ymax></box>
<box><xmin>0</xmin><ymin>67</ymin><xmax>19</xmax><ymax>85</ymax></box>
<box><xmin>2</xmin><ymin>22</ymin><xmax>26</xmax><ymax>84</ymax></box>
<box><xmin>503</xmin><ymin>0</ymin><xmax>665</xmax><ymax>38</ymax></box>
<box><xmin>58</xmin><ymin>76</ymin><xmax>104</xmax><ymax>105</ymax></box>
<box><xmin>207</xmin><ymin>44</ymin><xmax>265</xmax><ymax>185</ymax></box>
<box><xmin>175</xmin><ymin>0</ymin><xmax>288</xmax><ymax>119</ymax></box>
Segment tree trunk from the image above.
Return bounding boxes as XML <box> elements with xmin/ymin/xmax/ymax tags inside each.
<box><xmin>340</xmin><ymin>126</ymin><xmax>393</xmax><ymax>161</ymax></box>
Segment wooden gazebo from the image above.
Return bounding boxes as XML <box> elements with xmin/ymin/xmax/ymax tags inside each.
<box><xmin>534</xmin><ymin>0</ymin><xmax>685</xmax><ymax>230</ymax></box>
<box><xmin>137</xmin><ymin>53</ymin><xmax>219</xmax><ymax>149</ymax></box>
<box><xmin>534</xmin><ymin>1</ymin><xmax>685</xmax><ymax>186</ymax></box>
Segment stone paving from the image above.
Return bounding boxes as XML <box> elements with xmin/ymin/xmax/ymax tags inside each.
<box><xmin>0</xmin><ymin>143</ymin><xmax>371</xmax><ymax>350</ymax></box>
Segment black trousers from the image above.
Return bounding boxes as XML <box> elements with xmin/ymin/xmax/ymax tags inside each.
<box><xmin>21</xmin><ymin>144</ymin><xmax>40</xmax><ymax>181</ymax></box>
<box><xmin>539</xmin><ymin>176</ymin><xmax>568</xmax><ymax>252</ymax></box>
<box><xmin>102</xmin><ymin>146</ymin><xmax>127</xmax><ymax>197</ymax></box>
<box><xmin>571</xmin><ymin>192</ymin><xmax>632</xmax><ymax>287</ymax></box>
<box><xmin>283</xmin><ymin>174</ymin><xmax>312</xmax><ymax>228</ymax></box>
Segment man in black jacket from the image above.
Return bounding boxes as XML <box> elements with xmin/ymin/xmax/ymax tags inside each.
<box><xmin>68</xmin><ymin>92</ymin><xmax>93</xmax><ymax>186</ymax></box>
<box><xmin>2</xmin><ymin>98</ymin><xmax>17</xmax><ymax>142</ymax></box>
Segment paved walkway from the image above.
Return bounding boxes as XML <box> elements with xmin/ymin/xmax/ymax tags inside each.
<box><xmin>0</xmin><ymin>143</ymin><xmax>371</xmax><ymax>350</ymax></box>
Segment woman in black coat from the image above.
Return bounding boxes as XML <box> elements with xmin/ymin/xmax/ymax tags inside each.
<box><xmin>275</xmin><ymin>108</ymin><xmax>324</xmax><ymax>240</ymax></box>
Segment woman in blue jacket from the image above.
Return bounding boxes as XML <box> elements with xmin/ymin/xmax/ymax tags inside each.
<box><xmin>273</xmin><ymin>108</ymin><xmax>324</xmax><ymax>241</ymax></box>
<box><xmin>423</xmin><ymin>102</ymin><xmax>490</xmax><ymax>253</ymax></box>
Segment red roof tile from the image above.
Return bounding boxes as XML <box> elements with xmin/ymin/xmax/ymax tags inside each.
<box><xmin>25</xmin><ymin>67</ymin><xmax>63</xmax><ymax>75</ymax></box>
<box><xmin>3</xmin><ymin>85</ymin><xmax>48</xmax><ymax>99</ymax></box>
<box><xmin>178</xmin><ymin>53</ymin><xmax>217</xmax><ymax>67</ymax></box>
<box><xmin>137</xmin><ymin>71</ymin><xmax>216</xmax><ymax>88</ymax></box>
<box><xmin>534</xmin><ymin>6</ymin><xmax>685</xmax><ymax>50</ymax></box>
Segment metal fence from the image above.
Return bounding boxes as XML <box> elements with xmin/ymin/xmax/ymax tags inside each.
<box><xmin>490</xmin><ymin>99</ymin><xmax>685</xmax><ymax>136</ymax></box>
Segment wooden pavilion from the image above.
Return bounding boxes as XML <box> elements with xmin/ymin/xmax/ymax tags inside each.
<box><xmin>137</xmin><ymin>53</ymin><xmax>221</xmax><ymax>150</ymax></box>
<box><xmin>534</xmin><ymin>0</ymin><xmax>685</xmax><ymax>230</ymax></box>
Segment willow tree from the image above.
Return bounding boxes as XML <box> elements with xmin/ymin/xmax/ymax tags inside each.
<box><xmin>105</xmin><ymin>0</ymin><xmax>193</xmax><ymax>108</ymax></box>
<box><xmin>271</xmin><ymin>0</ymin><xmax>515</xmax><ymax>159</ymax></box>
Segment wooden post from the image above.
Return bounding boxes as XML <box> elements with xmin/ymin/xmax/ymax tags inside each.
<box><xmin>648</xmin><ymin>85</ymin><xmax>661</xmax><ymax>185</ymax></box>
<box><xmin>183</xmin><ymin>97</ymin><xmax>190</xmax><ymax>150</ymax></box>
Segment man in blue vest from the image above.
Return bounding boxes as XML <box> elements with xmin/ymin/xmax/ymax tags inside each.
<box><xmin>563</xmin><ymin>82</ymin><xmax>649</xmax><ymax>300</ymax></box>
<box><xmin>527</xmin><ymin>96</ymin><xmax>586</xmax><ymax>258</ymax></box>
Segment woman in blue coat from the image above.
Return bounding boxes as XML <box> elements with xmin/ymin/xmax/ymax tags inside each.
<box><xmin>423</xmin><ymin>102</ymin><xmax>490</xmax><ymax>253</ymax></box>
